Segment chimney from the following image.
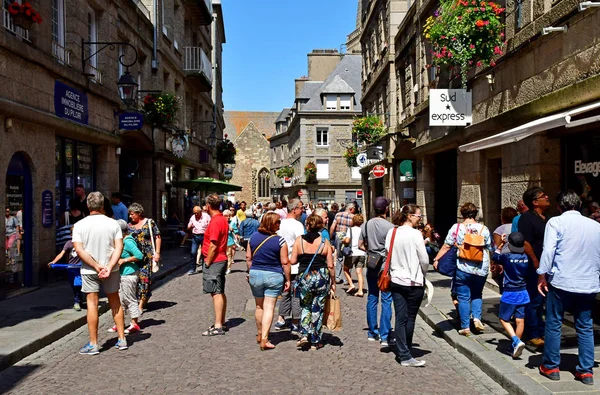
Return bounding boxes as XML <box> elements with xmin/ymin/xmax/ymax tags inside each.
<box><xmin>295</xmin><ymin>76</ymin><xmax>309</xmax><ymax>97</ymax></box>
<box><xmin>307</xmin><ymin>49</ymin><xmax>340</xmax><ymax>81</ymax></box>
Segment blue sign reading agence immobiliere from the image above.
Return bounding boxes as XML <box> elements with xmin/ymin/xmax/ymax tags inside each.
<box><xmin>54</xmin><ymin>81</ymin><xmax>88</xmax><ymax>125</ymax></box>
<box><xmin>118</xmin><ymin>112</ymin><xmax>144</xmax><ymax>130</ymax></box>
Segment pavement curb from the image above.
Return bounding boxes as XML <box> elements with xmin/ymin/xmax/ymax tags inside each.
<box><xmin>418</xmin><ymin>304</ymin><xmax>552</xmax><ymax>395</ymax></box>
<box><xmin>0</xmin><ymin>257</ymin><xmax>189</xmax><ymax>372</ymax></box>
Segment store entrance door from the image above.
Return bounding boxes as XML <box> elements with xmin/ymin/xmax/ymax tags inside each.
<box><xmin>4</xmin><ymin>152</ymin><xmax>33</xmax><ymax>291</ymax></box>
<box><xmin>434</xmin><ymin>150</ymin><xmax>458</xmax><ymax>236</ymax></box>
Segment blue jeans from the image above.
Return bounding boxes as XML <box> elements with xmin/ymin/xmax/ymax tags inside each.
<box><xmin>455</xmin><ymin>269</ymin><xmax>487</xmax><ymax>330</ymax></box>
<box><xmin>524</xmin><ymin>276</ymin><xmax>545</xmax><ymax>340</ymax></box>
<box><xmin>366</xmin><ymin>268</ymin><xmax>392</xmax><ymax>340</ymax></box>
<box><xmin>191</xmin><ymin>234</ymin><xmax>204</xmax><ymax>271</ymax></box>
<box><xmin>334</xmin><ymin>235</ymin><xmax>345</xmax><ymax>283</ymax></box>
<box><xmin>543</xmin><ymin>285</ymin><xmax>596</xmax><ymax>374</ymax></box>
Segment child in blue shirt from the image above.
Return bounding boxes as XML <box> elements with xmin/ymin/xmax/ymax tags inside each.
<box><xmin>492</xmin><ymin>232</ymin><xmax>530</xmax><ymax>359</ymax></box>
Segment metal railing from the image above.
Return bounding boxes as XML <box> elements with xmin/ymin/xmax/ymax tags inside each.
<box><xmin>2</xmin><ymin>8</ymin><xmax>30</xmax><ymax>41</ymax></box>
<box><xmin>183</xmin><ymin>46</ymin><xmax>213</xmax><ymax>85</ymax></box>
<box><xmin>52</xmin><ymin>41</ymin><xmax>71</xmax><ymax>66</ymax></box>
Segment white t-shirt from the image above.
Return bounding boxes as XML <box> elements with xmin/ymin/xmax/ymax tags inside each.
<box><xmin>72</xmin><ymin>214</ymin><xmax>123</xmax><ymax>275</ymax></box>
<box><xmin>493</xmin><ymin>223</ymin><xmax>512</xmax><ymax>254</ymax></box>
<box><xmin>349</xmin><ymin>226</ymin><xmax>366</xmax><ymax>257</ymax></box>
<box><xmin>277</xmin><ymin>218</ymin><xmax>305</xmax><ymax>274</ymax></box>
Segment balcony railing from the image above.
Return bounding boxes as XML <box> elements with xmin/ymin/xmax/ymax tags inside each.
<box><xmin>183</xmin><ymin>46</ymin><xmax>213</xmax><ymax>86</ymax></box>
<box><xmin>2</xmin><ymin>8</ymin><xmax>30</xmax><ymax>41</ymax></box>
<box><xmin>52</xmin><ymin>41</ymin><xmax>71</xmax><ymax>66</ymax></box>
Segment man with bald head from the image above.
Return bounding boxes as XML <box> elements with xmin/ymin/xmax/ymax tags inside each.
<box><xmin>187</xmin><ymin>204</ymin><xmax>211</xmax><ymax>275</ymax></box>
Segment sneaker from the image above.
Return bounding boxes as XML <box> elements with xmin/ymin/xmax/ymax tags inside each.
<box><xmin>125</xmin><ymin>324</ymin><xmax>140</xmax><ymax>334</ymax></box>
<box><xmin>512</xmin><ymin>341</ymin><xmax>526</xmax><ymax>359</ymax></box>
<box><xmin>187</xmin><ymin>269</ymin><xmax>196</xmax><ymax>276</ymax></box>
<box><xmin>73</xmin><ymin>303</ymin><xmax>81</xmax><ymax>311</ymax></box>
<box><xmin>539</xmin><ymin>365</ymin><xmax>560</xmax><ymax>381</ymax></box>
<box><xmin>400</xmin><ymin>358</ymin><xmax>426</xmax><ymax>367</ymax></box>
<box><xmin>473</xmin><ymin>318</ymin><xmax>485</xmax><ymax>332</ymax></box>
<box><xmin>458</xmin><ymin>328</ymin><xmax>472</xmax><ymax>337</ymax></box>
<box><xmin>225</xmin><ymin>269</ymin><xmax>231</xmax><ymax>275</ymax></box>
<box><xmin>388</xmin><ymin>338</ymin><xmax>397</xmax><ymax>346</ymax></box>
<box><xmin>528</xmin><ymin>338</ymin><xmax>545</xmax><ymax>348</ymax></box>
<box><xmin>114</xmin><ymin>339</ymin><xmax>128</xmax><ymax>350</ymax></box>
<box><xmin>575</xmin><ymin>372</ymin><xmax>594</xmax><ymax>385</ymax></box>
<box><xmin>274</xmin><ymin>320</ymin><xmax>287</xmax><ymax>331</ymax></box>
<box><xmin>202</xmin><ymin>326</ymin><xmax>225</xmax><ymax>336</ymax></box>
<box><xmin>79</xmin><ymin>342</ymin><xmax>100</xmax><ymax>355</ymax></box>
<box><xmin>368</xmin><ymin>335</ymin><xmax>380</xmax><ymax>342</ymax></box>
<box><xmin>380</xmin><ymin>340</ymin><xmax>389</xmax><ymax>347</ymax></box>
<box><xmin>107</xmin><ymin>325</ymin><xmax>117</xmax><ymax>333</ymax></box>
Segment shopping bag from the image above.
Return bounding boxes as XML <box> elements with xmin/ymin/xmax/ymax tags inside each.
<box><xmin>324</xmin><ymin>293</ymin><xmax>342</xmax><ymax>331</ymax></box>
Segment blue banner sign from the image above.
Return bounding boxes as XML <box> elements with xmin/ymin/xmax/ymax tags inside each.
<box><xmin>42</xmin><ymin>190</ymin><xmax>53</xmax><ymax>228</ymax></box>
<box><xmin>54</xmin><ymin>81</ymin><xmax>88</xmax><ymax>125</ymax></box>
<box><xmin>119</xmin><ymin>112</ymin><xmax>144</xmax><ymax>130</ymax></box>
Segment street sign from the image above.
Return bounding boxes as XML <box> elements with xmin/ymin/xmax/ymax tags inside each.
<box><xmin>356</xmin><ymin>152</ymin><xmax>368</xmax><ymax>168</ymax></box>
<box><xmin>372</xmin><ymin>165</ymin><xmax>386</xmax><ymax>178</ymax></box>
<box><xmin>298</xmin><ymin>191</ymin><xmax>303</xmax><ymax>197</ymax></box>
<box><xmin>356</xmin><ymin>190</ymin><xmax>363</xmax><ymax>198</ymax></box>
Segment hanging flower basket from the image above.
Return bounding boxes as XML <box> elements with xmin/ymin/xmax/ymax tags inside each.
<box><xmin>304</xmin><ymin>162</ymin><xmax>317</xmax><ymax>183</ymax></box>
<box><xmin>352</xmin><ymin>116</ymin><xmax>386</xmax><ymax>145</ymax></box>
<box><xmin>276</xmin><ymin>166</ymin><xmax>294</xmax><ymax>179</ymax></box>
<box><xmin>216</xmin><ymin>140</ymin><xmax>236</xmax><ymax>164</ymax></box>
<box><xmin>142</xmin><ymin>93</ymin><xmax>180</xmax><ymax>126</ymax></box>
<box><xmin>424</xmin><ymin>0</ymin><xmax>506</xmax><ymax>89</ymax></box>
<box><xmin>343</xmin><ymin>144</ymin><xmax>359</xmax><ymax>168</ymax></box>
<box><xmin>8</xmin><ymin>2</ymin><xmax>42</xmax><ymax>29</ymax></box>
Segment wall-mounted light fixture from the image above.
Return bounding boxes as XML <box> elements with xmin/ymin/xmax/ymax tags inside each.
<box><xmin>542</xmin><ymin>26</ymin><xmax>568</xmax><ymax>35</ymax></box>
<box><xmin>5</xmin><ymin>118</ymin><xmax>13</xmax><ymax>131</ymax></box>
<box><xmin>579</xmin><ymin>1</ymin><xmax>600</xmax><ymax>11</ymax></box>
<box><xmin>486</xmin><ymin>73</ymin><xmax>495</xmax><ymax>85</ymax></box>
<box><xmin>116</xmin><ymin>147</ymin><xmax>122</xmax><ymax>155</ymax></box>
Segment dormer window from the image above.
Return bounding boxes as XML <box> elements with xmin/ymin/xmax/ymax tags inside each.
<box><xmin>340</xmin><ymin>94</ymin><xmax>352</xmax><ymax>110</ymax></box>
<box><xmin>325</xmin><ymin>95</ymin><xmax>337</xmax><ymax>110</ymax></box>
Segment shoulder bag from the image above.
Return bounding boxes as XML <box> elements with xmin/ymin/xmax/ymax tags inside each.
<box><xmin>341</xmin><ymin>227</ymin><xmax>353</xmax><ymax>257</ymax></box>
<box><xmin>251</xmin><ymin>235</ymin><xmax>275</xmax><ymax>258</ymax></box>
<box><xmin>293</xmin><ymin>238</ymin><xmax>326</xmax><ymax>298</ymax></box>
<box><xmin>365</xmin><ymin>220</ymin><xmax>383</xmax><ymax>270</ymax></box>
<box><xmin>436</xmin><ymin>224</ymin><xmax>460</xmax><ymax>277</ymax></box>
<box><xmin>147</xmin><ymin>219</ymin><xmax>161</xmax><ymax>274</ymax></box>
<box><xmin>377</xmin><ymin>227</ymin><xmax>397</xmax><ymax>292</ymax></box>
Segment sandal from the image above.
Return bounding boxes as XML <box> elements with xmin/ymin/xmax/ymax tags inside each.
<box><xmin>310</xmin><ymin>343</ymin><xmax>324</xmax><ymax>350</ymax></box>
<box><xmin>345</xmin><ymin>287</ymin><xmax>357</xmax><ymax>294</ymax></box>
<box><xmin>202</xmin><ymin>326</ymin><xmax>225</xmax><ymax>336</ymax></box>
<box><xmin>259</xmin><ymin>339</ymin><xmax>276</xmax><ymax>351</ymax></box>
<box><xmin>296</xmin><ymin>337</ymin><xmax>309</xmax><ymax>348</ymax></box>
<box><xmin>355</xmin><ymin>293</ymin><xmax>364</xmax><ymax>297</ymax></box>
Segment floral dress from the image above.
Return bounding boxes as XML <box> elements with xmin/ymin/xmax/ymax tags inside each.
<box><xmin>128</xmin><ymin>219</ymin><xmax>160</xmax><ymax>301</ymax></box>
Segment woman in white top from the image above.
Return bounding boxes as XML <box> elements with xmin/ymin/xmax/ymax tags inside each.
<box><xmin>342</xmin><ymin>214</ymin><xmax>366</xmax><ymax>297</ymax></box>
<box><xmin>385</xmin><ymin>204</ymin><xmax>429</xmax><ymax>367</ymax></box>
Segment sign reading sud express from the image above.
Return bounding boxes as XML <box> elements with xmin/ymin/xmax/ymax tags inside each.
<box><xmin>54</xmin><ymin>81</ymin><xmax>88</xmax><ymax>125</ymax></box>
<box><xmin>429</xmin><ymin>89</ymin><xmax>472</xmax><ymax>126</ymax></box>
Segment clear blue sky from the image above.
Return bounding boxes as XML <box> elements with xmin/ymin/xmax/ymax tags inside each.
<box><xmin>221</xmin><ymin>0</ymin><xmax>358</xmax><ymax>112</ymax></box>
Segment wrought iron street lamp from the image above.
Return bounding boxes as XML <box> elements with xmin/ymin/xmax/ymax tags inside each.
<box><xmin>117</xmin><ymin>71</ymin><xmax>138</xmax><ymax>108</ymax></box>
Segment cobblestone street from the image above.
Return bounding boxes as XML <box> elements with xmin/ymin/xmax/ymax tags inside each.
<box><xmin>0</xmin><ymin>252</ymin><xmax>506</xmax><ymax>394</ymax></box>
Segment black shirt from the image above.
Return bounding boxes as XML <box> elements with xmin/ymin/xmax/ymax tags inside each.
<box><xmin>518</xmin><ymin>210</ymin><xmax>546</xmax><ymax>261</ymax></box>
<box><xmin>69</xmin><ymin>196</ymin><xmax>90</xmax><ymax>217</ymax></box>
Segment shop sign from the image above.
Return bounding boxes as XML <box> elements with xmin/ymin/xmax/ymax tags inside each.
<box><xmin>42</xmin><ymin>190</ymin><xmax>53</xmax><ymax>228</ymax></box>
<box><xmin>399</xmin><ymin>160</ymin><xmax>414</xmax><ymax>182</ymax></box>
<box><xmin>54</xmin><ymin>81</ymin><xmax>88</xmax><ymax>125</ymax></box>
<box><xmin>429</xmin><ymin>89</ymin><xmax>472</xmax><ymax>126</ymax></box>
<box><xmin>118</xmin><ymin>112</ymin><xmax>144</xmax><ymax>130</ymax></box>
<box><xmin>356</xmin><ymin>190</ymin><xmax>363</xmax><ymax>199</ymax></box>
<box><xmin>574</xmin><ymin>160</ymin><xmax>600</xmax><ymax>177</ymax></box>
<box><xmin>367</xmin><ymin>146</ymin><xmax>384</xmax><ymax>160</ymax></box>
<box><xmin>223</xmin><ymin>168</ymin><xmax>233</xmax><ymax>180</ymax></box>
<box><xmin>283</xmin><ymin>177</ymin><xmax>292</xmax><ymax>187</ymax></box>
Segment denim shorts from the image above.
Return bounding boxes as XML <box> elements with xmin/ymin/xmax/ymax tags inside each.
<box><xmin>249</xmin><ymin>269</ymin><xmax>284</xmax><ymax>298</ymax></box>
<box><xmin>498</xmin><ymin>302</ymin><xmax>526</xmax><ymax>321</ymax></box>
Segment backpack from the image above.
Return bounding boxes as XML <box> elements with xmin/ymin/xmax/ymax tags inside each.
<box><xmin>457</xmin><ymin>224</ymin><xmax>486</xmax><ymax>262</ymax></box>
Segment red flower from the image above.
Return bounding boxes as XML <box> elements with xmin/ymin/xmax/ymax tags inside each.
<box><xmin>475</xmin><ymin>20</ymin><xmax>485</xmax><ymax>27</ymax></box>
<box><xmin>490</xmin><ymin>61</ymin><xmax>496</xmax><ymax>66</ymax></box>
<box><xmin>494</xmin><ymin>46</ymin><xmax>502</xmax><ymax>55</ymax></box>
<box><xmin>476</xmin><ymin>61</ymin><xmax>482</xmax><ymax>67</ymax></box>
<box><xmin>7</xmin><ymin>2</ymin><xmax>19</xmax><ymax>15</ymax></box>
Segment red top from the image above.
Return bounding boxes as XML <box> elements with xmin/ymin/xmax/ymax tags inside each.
<box><xmin>202</xmin><ymin>213</ymin><xmax>228</xmax><ymax>263</ymax></box>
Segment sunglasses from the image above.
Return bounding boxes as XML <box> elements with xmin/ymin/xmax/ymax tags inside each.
<box><xmin>410</xmin><ymin>213</ymin><xmax>422</xmax><ymax>218</ymax></box>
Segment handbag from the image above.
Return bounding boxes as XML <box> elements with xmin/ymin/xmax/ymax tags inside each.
<box><xmin>364</xmin><ymin>220</ymin><xmax>383</xmax><ymax>270</ymax></box>
<box><xmin>341</xmin><ymin>227</ymin><xmax>353</xmax><ymax>257</ymax></box>
<box><xmin>147</xmin><ymin>219</ymin><xmax>161</xmax><ymax>274</ymax></box>
<box><xmin>293</xmin><ymin>238</ymin><xmax>326</xmax><ymax>298</ymax></box>
<box><xmin>436</xmin><ymin>224</ymin><xmax>461</xmax><ymax>277</ymax></box>
<box><xmin>377</xmin><ymin>227</ymin><xmax>397</xmax><ymax>292</ymax></box>
<box><xmin>323</xmin><ymin>292</ymin><xmax>342</xmax><ymax>331</ymax></box>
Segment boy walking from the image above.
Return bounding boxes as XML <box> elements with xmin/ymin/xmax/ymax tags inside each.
<box><xmin>492</xmin><ymin>232</ymin><xmax>530</xmax><ymax>359</ymax></box>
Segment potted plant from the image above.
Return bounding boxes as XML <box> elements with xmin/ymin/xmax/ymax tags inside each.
<box><xmin>352</xmin><ymin>116</ymin><xmax>386</xmax><ymax>145</ymax></box>
<box><xmin>8</xmin><ymin>2</ymin><xmax>43</xmax><ymax>29</ymax></box>
<box><xmin>424</xmin><ymin>0</ymin><xmax>506</xmax><ymax>89</ymax></box>
<box><xmin>304</xmin><ymin>162</ymin><xmax>317</xmax><ymax>182</ymax></box>
<box><xmin>343</xmin><ymin>144</ymin><xmax>359</xmax><ymax>167</ymax></box>
<box><xmin>276</xmin><ymin>165</ymin><xmax>294</xmax><ymax>179</ymax></box>
<box><xmin>216</xmin><ymin>139</ymin><xmax>236</xmax><ymax>164</ymax></box>
<box><xmin>142</xmin><ymin>93</ymin><xmax>180</xmax><ymax>126</ymax></box>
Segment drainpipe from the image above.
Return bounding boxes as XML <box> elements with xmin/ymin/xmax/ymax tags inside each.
<box><xmin>151</xmin><ymin>0</ymin><xmax>158</xmax><ymax>70</ymax></box>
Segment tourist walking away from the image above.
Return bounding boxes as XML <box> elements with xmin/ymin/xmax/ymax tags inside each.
<box><xmin>434</xmin><ymin>203</ymin><xmax>493</xmax><ymax>336</ymax></box>
<box><xmin>127</xmin><ymin>203</ymin><xmax>161</xmax><ymax>313</ymax></box>
<box><xmin>343</xmin><ymin>213</ymin><xmax>365</xmax><ymax>297</ymax></box>
<box><xmin>111</xmin><ymin>193</ymin><xmax>129</xmax><ymax>221</ymax></box>
<box><xmin>202</xmin><ymin>194</ymin><xmax>230</xmax><ymax>336</ymax></box>
<box><xmin>359</xmin><ymin>197</ymin><xmax>394</xmax><ymax>345</ymax></box>
<box><xmin>239</xmin><ymin>209</ymin><xmax>260</xmax><ymax>250</ymax></box>
<box><xmin>110</xmin><ymin>220</ymin><xmax>144</xmax><ymax>335</ymax></box>
<box><xmin>48</xmin><ymin>226</ymin><xmax>83</xmax><ymax>311</ymax></box>
<box><xmin>519</xmin><ymin>187</ymin><xmax>550</xmax><ymax>348</ymax></box>
<box><xmin>290</xmin><ymin>214</ymin><xmax>335</xmax><ymax>350</ymax></box>
<box><xmin>246</xmin><ymin>212</ymin><xmax>291</xmax><ymax>350</ymax></box>
<box><xmin>275</xmin><ymin>198</ymin><xmax>305</xmax><ymax>332</ymax></box>
<box><xmin>537</xmin><ymin>190</ymin><xmax>600</xmax><ymax>385</ymax></box>
<box><xmin>492</xmin><ymin>232</ymin><xmax>530</xmax><ymax>359</ymax></box>
<box><xmin>187</xmin><ymin>205</ymin><xmax>211</xmax><ymax>275</ymax></box>
<box><xmin>72</xmin><ymin>192</ymin><xmax>126</xmax><ymax>354</ymax></box>
<box><xmin>491</xmin><ymin>206</ymin><xmax>518</xmax><ymax>293</ymax></box>
<box><xmin>330</xmin><ymin>202</ymin><xmax>356</xmax><ymax>284</ymax></box>
<box><xmin>386</xmin><ymin>205</ymin><xmax>429</xmax><ymax>367</ymax></box>
<box><xmin>225</xmin><ymin>210</ymin><xmax>238</xmax><ymax>274</ymax></box>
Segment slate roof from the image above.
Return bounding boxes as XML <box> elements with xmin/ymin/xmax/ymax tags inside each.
<box><xmin>321</xmin><ymin>75</ymin><xmax>355</xmax><ymax>94</ymax></box>
<box><xmin>297</xmin><ymin>81</ymin><xmax>322</xmax><ymax>99</ymax></box>
<box><xmin>275</xmin><ymin>108</ymin><xmax>291</xmax><ymax>123</ymax></box>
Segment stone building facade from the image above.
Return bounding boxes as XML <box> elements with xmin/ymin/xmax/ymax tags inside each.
<box><xmin>0</xmin><ymin>0</ymin><xmax>224</xmax><ymax>296</ymax></box>
<box><xmin>270</xmin><ymin>51</ymin><xmax>363</xmax><ymax>207</ymax></box>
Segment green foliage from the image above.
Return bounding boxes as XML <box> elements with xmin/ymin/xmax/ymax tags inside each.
<box><xmin>352</xmin><ymin>116</ymin><xmax>386</xmax><ymax>145</ymax></box>
<box><xmin>343</xmin><ymin>144</ymin><xmax>359</xmax><ymax>168</ymax></box>
<box><xmin>276</xmin><ymin>166</ymin><xmax>294</xmax><ymax>178</ymax></box>
<box><xmin>143</xmin><ymin>93</ymin><xmax>180</xmax><ymax>126</ymax></box>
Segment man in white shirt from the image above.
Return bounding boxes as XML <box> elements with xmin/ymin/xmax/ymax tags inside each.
<box><xmin>187</xmin><ymin>205</ymin><xmax>211</xmax><ymax>275</ymax></box>
<box><xmin>73</xmin><ymin>192</ymin><xmax>125</xmax><ymax>355</ymax></box>
<box><xmin>274</xmin><ymin>198</ymin><xmax>305</xmax><ymax>331</ymax></box>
